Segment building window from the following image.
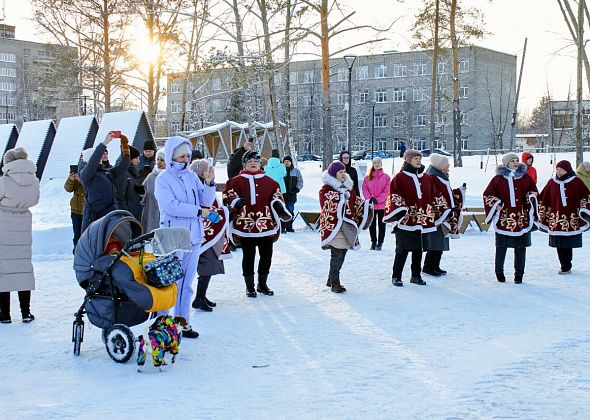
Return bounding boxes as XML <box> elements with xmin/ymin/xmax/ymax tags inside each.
<box><xmin>376</xmin><ymin>138</ymin><xmax>388</xmax><ymax>150</ymax></box>
<box><xmin>0</xmin><ymin>53</ymin><xmax>16</xmax><ymax>63</ymax></box>
<box><xmin>393</xmin><ymin>87</ymin><xmax>406</xmax><ymax>102</ymax></box>
<box><xmin>302</xmin><ymin>95</ymin><xmax>311</xmax><ymax>107</ymax></box>
<box><xmin>413</xmin><ymin>61</ymin><xmax>427</xmax><ymax>76</ymax></box>
<box><xmin>437</xmin><ymin>62</ymin><xmax>446</xmax><ymax>74</ymax></box>
<box><xmin>459</xmin><ymin>86</ymin><xmax>469</xmax><ymax>99</ymax></box>
<box><xmin>0</xmin><ymin>67</ymin><xmax>16</xmax><ymax>77</ymax></box>
<box><xmin>374</xmin><ymin>64</ymin><xmax>387</xmax><ymax>79</ymax></box>
<box><xmin>393</xmin><ymin>138</ymin><xmax>404</xmax><ymax>150</ymax></box>
<box><xmin>413</xmin><ymin>87</ymin><xmax>427</xmax><ymax>102</ymax></box>
<box><xmin>38</xmin><ymin>50</ymin><xmax>54</xmax><ymax>59</ymax></box>
<box><xmin>0</xmin><ymin>82</ymin><xmax>16</xmax><ymax>92</ymax></box>
<box><xmin>414</xmin><ymin>137</ymin><xmax>426</xmax><ymax>150</ymax></box>
<box><xmin>393</xmin><ymin>112</ymin><xmax>407</xmax><ymax>127</ymax></box>
<box><xmin>170</xmin><ymin>121</ymin><xmax>180</xmax><ymax>132</ymax></box>
<box><xmin>436</xmin><ymin>113</ymin><xmax>447</xmax><ymax>125</ymax></box>
<box><xmin>460</xmin><ymin>112</ymin><xmax>467</xmax><ymax>125</ymax></box>
<box><xmin>304</xmin><ymin>70</ymin><xmax>315</xmax><ymax>84</ymax></box>
<box><xmin>0</xmin><ymin>111</ymin><xmax>16</xmax><ymax>121</ymax></box>
<box><xmin>459</xmin><ymin>59</ymin><xmax>469</xmax><ymax>73</ymax></box>
<box><xmin>358</xmin><ymin>90</ymin><xmax>369</xmax><ymax>104</ymax></box>
<box><xmin>393</xmin><ymin>64</ymin><xmax>406</xmax><ymax>77</ymax></box>
<box><xmin>23</xmin><ymin>49</ymin><xmax>30</xmax><ymax>57</ymax></box>
<box><xmin>337</xmin><ymin>68</ymin><xmax>348</xmax><ymax>82</ymax></box>
<box><xmin>357</xmin><ymin>66</ymin><xmax>368</xmax><ymax>80</ymax></box>
<box><xmin>170</xmin><ymin>81</ymin><xmax>181</xmax><ymax>94</ymax></box>
<box><xmin>461</xmin><ymin>136</ymin><xmax>469</xmax><ymax>149</ymax></box>
<box><xmin>357</xmin><ymin>117</ymin><xmax>368</xmax><ymax>128</ymax></box>
<box><xmin>337</xmin><ymin>93</ymin><xmax>347</xmax><ymax>105</ymax></box>
<box><xmin>274</xmin><ymin>73</ymin><xmax>282</xmax><ymax>86</ymax></box>
<box><xmin>414</xmin><ymin>114</ymin><xmax>427</xmax><ymax>126</ymax></box>
<box><xmin>374</xmin><ymin>113</ymin><xmax>387</xmax><ymax>128</ymax></box>
<box><xmin>374</xmin><ymin>88</ymin><xmax>387</xmax><ymax>103</ymax></box>
<box><xmin>211</xmin><ymin>78</ymin><xmax>221</xmax><ymax>91</ymax></box>
<box><xmin>290</xmin><ymin>71</ymin><xmax>298</xmax><ymax>84</ymax></box>
<box><xmin>290</xmin><ymin>95</ymin><xmax>297</xmax><ymax>107</ymax></box>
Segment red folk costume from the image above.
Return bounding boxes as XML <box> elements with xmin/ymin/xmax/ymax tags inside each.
<box><xmin>430</xmin><ymin>175</ymin><xmax>466</xmax><ymax>237</ymax></box>
<box><xmin>382</xmin><ymin>166</ymin><xmax>450</xmax><ymax>233</ymax></box>
<box><xmin>537</xmin><ymin>175</ymin><xmax>590</xmax><ymax>236</ymax></box>
<box><xmin>201</xmin><ymin>197</ymin><xmax>232</xmax><ymax>259</ymax></box>
<box><xmin>222</xmin><ymin>169</ymin><xmax>291</xmax><ymax>244</ymax></box>
<box><xmin>319</xmin><ymin>172</ymin><xmax>372</xmax><ymax>250</ymax></box>
<box><xmin>483</xmin><ymin>163</ymin><xmax>538</xmax><ymax>236</ymax></box>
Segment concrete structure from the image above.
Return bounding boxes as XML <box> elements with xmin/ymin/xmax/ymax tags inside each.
<box><xmin>0</xmin><ymin>24</ymin><xmax>80</xmax><ymax>127</ymax></box>
<box><xmin>166</xmin><ymin>45</ymin><xmax>516</xmax><ymax>154</ymax></box>
<box><xmin>549</xmin><ymin>99</ymin><xmax>590</xmax><ymax>147</ymax></box>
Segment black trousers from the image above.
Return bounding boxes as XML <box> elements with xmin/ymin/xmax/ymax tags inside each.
<box><xmin>557</xmin><ymin>248</ymin><xmax>573</xmax><ymax>271</ymax></box>
<box><xmin>0</xmin><ymin>291</ymin><xmax>31</xmax><ymax>316</ymax></box>
<box><xmin>495</xmin><ymin>247</ymin><xmax>526</xmax><ymax>276</ymax></box>
<box><xmin>241</xmin><ymin>237</ymin><xmax>274</xmax><ymax>277</ymax></box>
<box><xmin>72</xmin><ymin>213</ymin><xmax>83</xmax><ymax>248</ymax></box>
<box><xmin>392</xmin><ymin>250</ymin><xmax>423</xmax><ymax>279</ymax></box>
<box><xmin>369</xmin><ymin>209</ymin><xmax>386</xmax><ymax>245</ymax></box>
<box><xmin>328</xmin><ymin>247</ymin><xmax>348</xmax><ymax>284</ymax></box>
<box><xmin>423</xmin><ymin>250</ymin><xmax>443</xmax><ymax>270</ymax></box>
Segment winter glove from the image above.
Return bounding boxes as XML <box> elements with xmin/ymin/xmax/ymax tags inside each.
<box><xmin>369</xmin><ymin>197</ymin><xmax>377</xmax><ymax>205</ymax></box>
<box><xmin>204</xmin><ymin>211</ymin><xmax>221</xmax><ymax>224</ymax></box>
<box><xmin>120</xmin><ymin>135</ymin><xmax>130</xmax><ymax>157</ymax></box>
<box><xmin>233</xmin><ymin>197</ymin><xmax>246</xmax><ymax>210</ymax></box>
<box><xmin>133</xmin><ymin>184</ymin><xmax>146</xmax><ymax>195</ymax></box>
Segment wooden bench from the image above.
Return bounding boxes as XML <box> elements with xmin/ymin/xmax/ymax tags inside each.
<box><xmin>297</xmin><ymin>211</ymin><xmax>321</xmax><ymax>231</ymax></box>
<box><xmin>459</xmin><ymin>207</ymin><xmax>490</xmax><ymax>233</ymax></box>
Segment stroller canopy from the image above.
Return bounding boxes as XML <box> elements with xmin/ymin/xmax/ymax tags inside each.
<box><xmin>74</xmin><ymin>210</ymin><xmax>143</xmax><ymax>286</ymax></box>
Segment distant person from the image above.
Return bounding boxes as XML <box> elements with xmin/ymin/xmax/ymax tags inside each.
<box><xmin>282</xmin><ymin>155</ymin><xmax>303</xmax><ymax>233</ymax></box>
<box><xmin>399</xmin><ymin>141</ymin><xmax>407</xmax><ymax>158</ymax></box>
<box><xmin>79</xmin><ymin>133</ymin><xmax>130</xmax><ymax>231</ymax></box>
<box><xmin>521</xmin><ymin>152</ymin><xmax>537</xmax><ymax>184</ymax></box>
<box><xmin>101</xmin><ymin>148</ymin><xmax>112</xmax><ymax>169</ymax></box>
<box><xmin>227</xmin><ymin>138</ymin><xmax>253</xmax><ymax>179</ymax></box>
<box><xmin>362</xmin><ymin>157</ymin><xmax>391</xmax><ymax>250</ymax></box>
<box><xmin>577</xmin><ymin>160</ymin><xmax>590</xmax><ymax>190</ymax></box>
<box><xmin>191</xmin><ymin>149</ymin><xmax>204</xmax><ymax>161</ymax></box>
<box><xmin>141</xmin><ymin>148</ymin><xmax>165</xmax><ymax>233</ymax></box>
<box><xmin>339</xmin><ymin>150</ymin><xmax>360</xmax><ymax>195</ymax></box>
<box><xmin>139</xmin><ymin>139</ymin><xmax>157</xmax><ymax>170</ymax></box>
<box><xmin>264</xmin><ymin>149</ymin><xmax>287</xmax><ymax>193</ymax></box>
<box><xmin>0</xmin><ymin>147</ymin><xmax>40</xmax><ymax>324</ymax></box>
<box><xmin>114</xmin><ymin>145</ymin><xmax>144</xmax><ymax>220</ymax></box>
<box><xmin>64</xmin><ymin>160</ymin><xmax>85</xmax><ymax>250</ymax></box>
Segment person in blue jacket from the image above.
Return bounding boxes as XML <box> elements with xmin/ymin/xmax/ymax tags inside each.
<box><xmin>264</xmin><ymin>149</ymin><xmax>287</xmax><ymax>193</ymax></box>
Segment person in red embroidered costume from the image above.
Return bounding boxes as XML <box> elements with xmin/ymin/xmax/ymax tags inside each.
<box><xmin>319</xmin><ymin>161</ymin><xmax>373</xmax><ymax>293</ymax></box>
<box><xmin>483</xmin><ymin>152</ymin><xmax>538</xmax><ymax>284</ymax></box>
<box><xmin>422</xmin><ymin>153</ymin><xmax>466</xmax><ymax>277</ymax></box>
<box><xmin>383</xmin><ymin>149</ymin><xmax>450</xmax><ymax>287</ymax></box>
<box><xmin>537</xmin><ymin>160</ymin><xmax>590</xmax><ymax>274</ymax></box>
<box><xmin>222</xmin><ymin>150</ymin><xmax>291</xmax><ymax>297</ymax></box>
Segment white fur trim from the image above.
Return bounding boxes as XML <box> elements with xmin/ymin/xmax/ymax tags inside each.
<box><xmin>199</xmin><ymin>202</ymin><xmax>230</xmax><ymax>255</ymax></box>
<box><xmin>239</xmin><ymin>173</ymin><xmax>265</xmax><ymax>205</ymax></box>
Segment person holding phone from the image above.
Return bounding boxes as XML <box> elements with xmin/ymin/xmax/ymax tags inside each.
<box><xmin>79</xmin><ymin>132</ymin><xmax>130</xmax><ymax>231</ymax></box>
<box><xmin>64</xmin><ymin>156</ymin><xmax>85</xmax><ymax>250</ymax></box>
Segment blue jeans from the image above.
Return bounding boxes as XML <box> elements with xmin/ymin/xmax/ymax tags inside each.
<box><xmin>71</xmin><ymin>213</ymin><xmax>83</xmax><ymax>247</ymax></box>
<box><xmin>285</xmin><ymin>202</ymin><xmax>295</xmax><ymax>231</ymax></box>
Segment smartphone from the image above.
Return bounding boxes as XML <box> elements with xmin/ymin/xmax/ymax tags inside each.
<box><xmin>143</xmin><ymin>164</ymin><xmax>152</xmax><ymax>174</ymax></box>
<box><xmin>111</xmin><ymin>130</ymin><xmax>121</xmax><ymax>139</ymax></box>
<box><xmin>70</xmin><ymin>164</ymin><xmax>78</xmax><ymax>174</ymax></box>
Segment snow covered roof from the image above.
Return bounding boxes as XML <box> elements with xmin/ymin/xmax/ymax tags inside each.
<box><xmin>42</xmin><ymin>115</ymin><xmax>99</xmax><ymax>183</ymax></box>
<box><xmin>0</xmin><ymin>123</ymin><xmax>18</xmax><ymax>158</ymax></box>
<box><xmin>16</xmin><ymin>120</ymin><xmax>57</xmax><ymax>179</ymax></box>
<box><xmin>93</xmin><ymin>110</ymin><xmax>154</xmax><ymax>160</ymax></box>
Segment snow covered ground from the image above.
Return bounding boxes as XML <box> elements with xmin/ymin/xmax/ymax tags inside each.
<box><xmin>2</xmin><ymin>152</ymin><xmax>590</xmax><ymax>419</ymax></box>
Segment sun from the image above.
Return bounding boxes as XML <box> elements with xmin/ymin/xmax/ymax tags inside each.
<box><xmin>130</xmin><ymin>26</ymin><xmax>161</xmax><ymax>68</ymax></box>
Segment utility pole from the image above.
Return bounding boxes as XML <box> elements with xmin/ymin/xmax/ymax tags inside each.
<box><xmin>509</xmin><ymin>38</ymin><xmax>527</xmax><ymax>152</ymax></box>
<box><xmin>371</xmin><ymin>100</ymin><xmax>376</xmax><ymax>158</ymax></box>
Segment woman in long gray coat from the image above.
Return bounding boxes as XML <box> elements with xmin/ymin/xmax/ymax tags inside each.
<box><xmin>141</xmin><ymin>148</ymin><xmax>165</xmax><ymax>233</ymax></box>
<box><xmin>0</xmin><ymin>148</ymin><xmax>40</xmax><ymax>324</ymax></box>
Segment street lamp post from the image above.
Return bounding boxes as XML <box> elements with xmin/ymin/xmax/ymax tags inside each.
<box><xmin>343</xmin><ymin>54</ymin><xmax>358</xmax><ymax>151</ymax></box>
<box><xmin>371</xmin><ymin>100</ymin><xmax>376</xmax><ymax>158</ymax></box>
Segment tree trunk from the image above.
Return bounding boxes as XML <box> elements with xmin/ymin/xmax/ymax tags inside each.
<box><xmin>283</xmin><ymin>0</ymin><xmax>294</xmax><ymax>156</ymax></box>
<box><xmin>102</xmin><ymin>0</ymin><xmax>111</xmax><ymax>114</ymax></box>
<box><xmin>576</xmin><ymin>0</ymin><xmax>585</xmax><ymax>166</ymax></box>
<box><xmin>429</xmin><ymin>0</ymin><xmax>439</xmax><ymax>153</ymax></box>
<box><xmin>147</xmin><ymin>4</ymin><xmax>155</xmax><ymax>128</ymax></box>
<box><xmin>320</xmin><ymin>0</ymin><xmax>333</xmax><ymax>169</ymax></box>
<box><xmin>450</xmin><ymin>0</ymin><xmax>462</xmax><ymax>167</ymax></box>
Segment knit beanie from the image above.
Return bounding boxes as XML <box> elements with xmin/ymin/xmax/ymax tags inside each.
<box><xmin>403</xmin><ymin>149</ymin><xmax>422</xmax><ymax>163</ymax></box>
<box><xmin>242</xmin><ymin>149</ymin><xmax>261</xmax><ymax>165</ymax></box>
<box><xmin>283</xmin><ymin>155</ymin><xmax>293</xmax><ymax>164</ymax></box>
<box><xmin>190</xmin><ymin>159</ymin><xmax>209</xmax><ymax>178</ymax></box>
<box><xmin>3</xmin><ymin>147</ymin><xmax>28</xmax><ymax>165</ymax></box>
<box><xmin>556</xmin><ymin>160</ymin><xmax>573</xmax><ymax>173</ymax></box>
<box><xmin>129</xmin><ymin>145</ymin><xmax>140</xmax><ymax>160</ymax></box>
<box><xmin>372</xmin><ymin>156</ymin><xmax>383</xmax><ymax>165</ymax></box>
<box><xmin>271</xmin><ymin>149</ymin><xmax>280</xmax><ymax>158</ymax></box>
<box><xmin>328</xmin><ymin>161</ymin><xmax>346</xmax><ymax>177</ymax></box>
<box><xmin>143</xmin><ymin>140</ymin><xmax>157</xmax><ymax>151</ymax></box>
<box><xmin>583</xmin><ymin>161</ymin><xmax>590</xmax><ymax>171</ymax></box>
<box><xmin>156</xmin><ymin>148</ymin><xmax>165</xmax><ymax>160</ymax></box>
<box><xmin>81</xmin><ymin>147</ymin><xmax>95</xmax><ymax>163</ymax></box>
<box><xmin>501</xmin><ymin>152</ymin><xmax>519</xmax><ymax>167</ymax></box>
<box><xmin>429</xmin><ymin>153</ymin><xmax>449</xmax><ymax>171</ymax></box>
<box><xmin>172</xmin><ymin>142</ymin><xmax>191</xmax><ymax>159</ymax></box>
<box><xmin>191</xmin><ymin>149</ymin><xmax>204</xmax><ymax>161</ymax></box>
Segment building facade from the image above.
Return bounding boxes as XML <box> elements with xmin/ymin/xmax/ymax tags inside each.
<box><xmin>549</xmin><ymin>99</ymin><xmax>590</xmax><ymax>147</ymax></box>
<box><xmin>166</xmin><ymin>45</ymin><xmax>516</xmax><ymax>154</ymax></box>
<box><xmin>0</xmin><ymin>24</ymin><xmax>80</xmax><ymax>127</ymax></box>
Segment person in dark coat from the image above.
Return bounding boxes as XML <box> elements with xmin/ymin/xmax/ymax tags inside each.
<box><xmin>79</xmin><ymin>133</ymin><xmax>130</xmax><ymax>231</ymax></box>
<box><xmin>139</xmin><ymin>139</ymin><xmax>157</xmax><ymax>170</ymax></box>
<box><xmin>399</xmin><ymin>141</ymin><xmax>407</xmax><ymax>158</ymax></box>
<box><xmin>282</xmin><ymin>155</ymin><xmax>303</xmax><ymax>233</ymax></box>
<box><xmin>339</xmin><ymin>150</ymin><xmax>360</xmax><ymax>195</ymax></box>
<box><xmin>114</xmin><ymin>145</ymin><xmax>144</xmax><ymax>220</ymax></box>
<box><xmin>227</xmin><ymin>138</ymin><xmax>253</xmax><ymax>179</ymax></box>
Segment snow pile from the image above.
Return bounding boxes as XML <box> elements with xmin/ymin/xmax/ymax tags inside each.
<box><xmin>93</xmin><ymin>110</ymin><xmax>152</xmax><ymax>161</ymax></box>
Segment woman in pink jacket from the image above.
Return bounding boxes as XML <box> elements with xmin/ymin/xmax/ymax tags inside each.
<box><xmin>362</xmin><ymin>157</ymin><xmax>391</xmax><ymax>250</ymax></box>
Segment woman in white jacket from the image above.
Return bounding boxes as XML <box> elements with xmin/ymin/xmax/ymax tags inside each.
<box><xmin>0</xmin><ymin>148</ymin><xmax>40</xmax><ymax>324</ymax></box>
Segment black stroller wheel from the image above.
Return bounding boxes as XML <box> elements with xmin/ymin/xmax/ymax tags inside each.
<box><xmin>104</xmin><ymin>324</ymin><xmax>136</xmax><ymax>363</ymax></box>
<box><xmin>72</xmin><ymin>320</ymin><xmax>84</xmax><ymax>356</ymax></box>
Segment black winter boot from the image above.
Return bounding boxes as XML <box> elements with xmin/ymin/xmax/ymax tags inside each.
<box><xmin>375</xmin><ymin>243</ymin><xmax>382</xmax><ymax>251</ymax></box>
<box><xmin>514</xmin><ymin>274</ymin><xmax>523</xmax><ymax>284</ymax></box>
<box><xmin>370</xmin><ymin>242</ymin><xmax>376</xmax><ymax>250</ymax></box>
<box><xmin>410</xmin><ymin>275</ymin><xmax>427</xmax><ymax>285</ymax></box>
<box><xmin>245</xmin><ymin>275</ymin><xmax>257</xmax><ymax>298</ymax></box>
<box><xmin>205</xmin><ymin>297</ymin><xmax>217</xmax><ymax>307</ymax></box>
<box><xmin>192</xmin><ymin>276</ymin><xmax>213</xmax><ymax>311</ymax></box>
<box><xmin>192</xmin><ymin>297</ymin><xmax>213</xmax><ymax>312</ymax></box>
<box><xmin>392</xmin><ymin>277</ymin><xmax>404</xmax><ymax>287</ymax></box>
<box><xmin>257</xmin><ymin>274</ymin><xmax>274</xmax><ymax>296</ymax></box>
<box><xmin>330</xmin><ymin>281</ymin><xmax>346</xmax><ymax>293</ymax></box>
<box><xmin>496</xmin><ymin>272</ymin><xmax>506</xmax><ymax>283</ymax></box>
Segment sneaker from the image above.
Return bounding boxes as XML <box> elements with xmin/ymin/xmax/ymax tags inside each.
<box><xmin>422</xmin><ymin>268</ymin><xmax>441</xmax><ymax>277</ymax></box>
<box><xmin>558</xmin><ymin>269</ymin><xmax>572</xmax><ymax>275</ymax></box>
<box><xmin>182</xmin><ymin>327</ymin><xmax>199</xmax><ymax>339</ymax></box>
<box><xmin>410</xmin><ymin>276</ymin><xmax>427</xmax><ymax>285</ymax></box>
<box><xmin>392</xmin><ymin>278</ymin><xmax>404</xmax><ymax>287</ymax></box>
<box><xmin>22</xmin><ymin>314</ymin><xmax>35</xmax><ymax>323</ymax></box>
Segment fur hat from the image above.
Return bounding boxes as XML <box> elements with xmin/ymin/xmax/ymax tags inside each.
<box><xmin>556</xmin><ymin>160</ymin><xmax>573</xmax><ymax>173</ymax></box>
<box><xmin>328</xmin><ymin>161</ymin><xmax>346</xmax><ymax>177</ymax></box>
<box><xmin>242</xmin><ymin>150</ymin><xmax>261</xmax><ymax>165</ymax></box>
<box><xmin>190</xmin><ymin>159</ymin><xmax>209</xmax><ymax>178</ymax></box>
<box><xmin>501</xmin><ymin>152</ymin><xmax>519</xmax><ymax>167</ymax></box>
<box><xmin>403</xmin><ymin>149</ymin><xmax>422</xmax><ymax>163</ymax></box>
<box><xmin>429</xmin><ymin>153</ymin><xmax>449</xmax><ymax>171</ymax></box>
<box><xmin>3</xmin><ymin>147</ymin><xmax>28</xmax><ymax>165</ymax></box>
<box><xmin>172</xmin><ymin>142</ymin><xmax>191</xmax><ymax>159</ymax></box>
<box><xmin>143</xmin><ymin>140</ymin><xmax>157</xmax><ymax>151</ymax></box>
<box><xmin>81</xmin><ymin>147</ymin><xmax>95</xmax><ymax>163</ymax></box>
<box><xmin>129</xmin><ymin>145</ymin><xmax>140</xmax><ymax>160</ymax></box>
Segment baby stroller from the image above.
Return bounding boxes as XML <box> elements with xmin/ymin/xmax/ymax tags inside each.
<box><xmin>72</xmin><ymin>210</ymin><xmax>191</xmax><ymax>363</ymax></box>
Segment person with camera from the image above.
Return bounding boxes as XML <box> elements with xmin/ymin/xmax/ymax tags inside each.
<box><xmin>227</xmin><ymin>137</ymin><xmax>253</xmax><ymax>179</ymax></box>
<box><xmin>79</xmin><ymin>132</ymin><xmax>130</xmax><ymax>231</ymax></box>
<box><xmin>155</xmin><ymin>136</ymin><xmax>218</xmax><ymax>338</ymax></box>
<box><xmin>64</xmin><ymin>157</ymin><xmax>85</xmax><ymax>250</ymax></box>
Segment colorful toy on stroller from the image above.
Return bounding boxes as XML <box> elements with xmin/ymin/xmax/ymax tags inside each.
<box><xmin>72</xmin><ymin>210</ymin><xmax>192</xmax><ymax>363</ymax></box>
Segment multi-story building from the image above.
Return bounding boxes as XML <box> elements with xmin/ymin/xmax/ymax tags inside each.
<box><xmin>166</xmin><ymin>45</ymin><xmax>516</xmax><ymax>154</ymax></box>
<box><xmin>549</xmin><ymin>99</ymin><xmax>590</xmax><ymax>147</ymax></box>
<box><xmin>0</xmin><ymin>24</ymin><xmax>80</xmax><ymax>127</ymax></box>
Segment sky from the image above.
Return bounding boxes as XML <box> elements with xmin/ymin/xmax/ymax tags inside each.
<box><xmin>3</xmin><ymin>0</ymin><xmax>584</xmax><ymax>115</ymax></box>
